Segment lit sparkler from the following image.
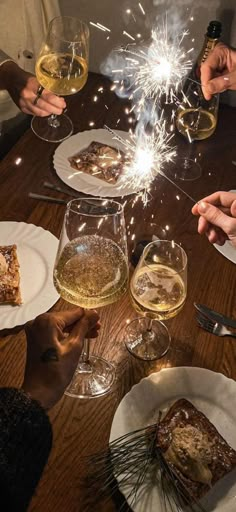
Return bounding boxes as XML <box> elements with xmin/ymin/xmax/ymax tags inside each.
<box><xmin>105</xmin><ymin>120</ymin><xmax>175</xmax><ymax>191</ymax></box>
<box><xmin>115</xmin><ymin>23</ymin><xmax>193</xmax><ymax>104</ymax></box>
<box><xmin>104</xmin><ymin>125</ymin><xmax>198</xmax><ymax>205</ymax></box>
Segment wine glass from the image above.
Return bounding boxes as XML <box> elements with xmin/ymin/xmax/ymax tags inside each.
<box><xmin>31</xmin><ymin>16</ymin><xmax>89</xmax><ymax>143</ymax></box>
<box><xmin>172</xmin><ymin>79</ymin><xmax>218</xmax><ymax>181</ymax></box>
<box><xmin>53</xmin><ymin>198</ymin><xmax>128</xmax><ymax>398</ymax></box>
<box><xmin>125</xmin><ymin>240</ymin><xmax>187</xmax><ymax>360</ymax></box>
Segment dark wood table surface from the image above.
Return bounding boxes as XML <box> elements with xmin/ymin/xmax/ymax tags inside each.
<box><xmin>0</xmin><ymin>72</ymin><xmax>236</xmax><ymax>512</ymax></box>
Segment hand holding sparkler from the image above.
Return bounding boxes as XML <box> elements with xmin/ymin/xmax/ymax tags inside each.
<box><xmin>201</xmin><ymin>43</ymin><xmax>236</xmax><ymax>100</ymax></box>
<box><xmin>192</xmin><ymin>191</ymin><xmax>236</xmax><ymax>247</ymax></box>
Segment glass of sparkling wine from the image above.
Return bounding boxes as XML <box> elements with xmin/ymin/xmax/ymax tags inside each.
<box><xmin>125</xmin><ymin>240</ymin><xmax>187</xmax><ymax>360</ymax></box>
<box><xmin>53</xmin><ymin>198</ymin><xmax>129</xmax><ymax>398</ymax></box>
<box><xmin>31</xmin><ymin>16</ymin><xmax>89</xmax><ymax>143</ymax></box>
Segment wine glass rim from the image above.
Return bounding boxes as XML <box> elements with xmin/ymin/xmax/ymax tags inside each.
<box><xmin>142</xmin><ymin>239</ymin><xmax>187</xmax><ymax>273</ymax></box>
<box><xmin>66</xmin><ymin>197</ymin><xmax>124</xmax><ymax>217</ymax></box>
<box><xmin>49</xmin><ymin>15</ymin><xmax>89</xmax><ymax>41</ymax></box>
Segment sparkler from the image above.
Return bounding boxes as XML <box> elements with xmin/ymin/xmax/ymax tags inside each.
<box><xmin>104</xmin><ymin>125</ymin><xmax>198</xmax><ymax>205</ymax></box>
<box><xmin>115</xmin><ymin>23</ymin><xmax>194</xmax><ymax>105</ymax></box>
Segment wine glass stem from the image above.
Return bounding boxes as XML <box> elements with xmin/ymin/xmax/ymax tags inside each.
<box><xmin>48</xmin><ymin>114</ymin><xmax>60</xmax><ymax>128</ymax></box>
<box><xmin>146</xmin><ymin>317</ymin><xmax>153</xmax><ymax>332</ymax></box>
<box><xmin>81</xmin><ymin>338</ymin><xmax>90</xmax><ymax>364</ymax></box>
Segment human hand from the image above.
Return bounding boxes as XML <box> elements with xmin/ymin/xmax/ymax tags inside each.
<box><xmin>22</xmin><ymin>308</ymin><xmax>100</xmax><ymax>410</ymax></box>
<box><xmin>201</xmin><ymin>43</ymin><xmax>236</xmax><ymax>100</ymax></box>
<box><xmin>192</xmin><ymin>191</ymin><xmax>236</xmax><ymax>247</ymax></box>
<box><xmin>1</xmin><ymin>61</ymin><xmax>66</xmax><ymax>116</ymax></box>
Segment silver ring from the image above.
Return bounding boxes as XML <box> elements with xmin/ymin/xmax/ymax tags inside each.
<box><xmin>33</xmin><ymin>85</ymin><xmax>44</xmax><ymax>105</ymax></box>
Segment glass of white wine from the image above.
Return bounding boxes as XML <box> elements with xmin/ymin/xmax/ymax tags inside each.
<box><xmin>125</xmin><ymin>240</ymin><xmax>187</xmax><ymax>360</ymax></box>
<box><xmin>171</xmin><ymin>80</ymin><xmax>218</xmax><ymax>181</ymax></box>
<box><xmin>53</xmin><ymin>198</ymin><xmax>129</xmax><ymax>398</ymax></box>
<box><xmin>31</xmin><ymin>16</ymin><xmax>89</xmax><ymax>142</ymax></box>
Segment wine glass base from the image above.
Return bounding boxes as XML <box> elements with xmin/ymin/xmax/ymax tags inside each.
<box><xmin>31</xmin><ymin>114</ymin><xmax>73</xmax><ymax>143</ymax></box>
<box><xmin>64</xmin><ymin>356</ymin><xmax>116</xmax><ymax>399</ymax></box>
<box><xmin>125</xmin><ymin>317</ymin><xmax>171</xmax><ymax>361</ymax></box>
<box><xmin>167</xmin><ymin>157</ymin><xmax>201</xmax><ymax>181</ymax></box>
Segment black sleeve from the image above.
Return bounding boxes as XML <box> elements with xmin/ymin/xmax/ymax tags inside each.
<box><xmin>0</xmin><ymin>387</ymin><xmax>52</xmax><ymax>512</ymax></box>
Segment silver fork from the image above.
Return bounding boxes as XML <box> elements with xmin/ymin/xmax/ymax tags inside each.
<box><xmin>196</xmin><ymin>313</ymin><xmax>236</xmax><ymax>338</ymax></box>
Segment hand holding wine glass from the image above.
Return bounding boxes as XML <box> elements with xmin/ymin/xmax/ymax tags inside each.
<box><xmin>53</xmin><ymin>198</ymin><xmax>129</xmax><ymax>398</ymax></box>
<box><xmin>125</xmin><ymin>240</ymin><xmax>187</xmax><ymax>360</ymax></box>
<box><xmin>31</xmin><ymin>16</ymin><xmax>89</xmax><ymax>142</ymax></box>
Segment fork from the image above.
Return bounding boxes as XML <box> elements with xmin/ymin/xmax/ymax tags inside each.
<box><xmin>196</xmin><ymin>313</ymin><xmax>236</xmax><ymax>338</ymax></box>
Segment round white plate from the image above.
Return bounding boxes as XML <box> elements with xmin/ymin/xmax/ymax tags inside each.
<box><xmin>0</xmin><ymin>222</ymin><xmax>59</xmax><ymax>329</ymax></box>
<box><xmin>53</xmin><ymin>128</ymin><xmax>143</xmax><ymax>197</ymax></box>
<box><xmin>213</xmin><ymin>190</ymin><xmax>236</xmax><ymax>264</ymax></box>
<box><xmin>110</xmin><ymin>367</ymin><xmax>236</xmax><ymax>512</ymax></box>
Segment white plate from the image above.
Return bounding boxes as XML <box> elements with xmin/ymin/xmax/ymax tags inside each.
<box><xmin>0</xmin><ymin>222</ymin><xmax>59</xmax><ymax>329</ymax></box>
<box><xmin>53</xmin><ymin>128</ymin><xmax>143</xmax><ymax>197</ymax></box>
<box><xmin>213</xmin><ymin>190</ymin><xmax>236</xmax><ymax>264</ymax></box>
<box><xmin>110</xmin><ymin>367</ymin><xmax>236</xmax><ymax>512</ymax></box>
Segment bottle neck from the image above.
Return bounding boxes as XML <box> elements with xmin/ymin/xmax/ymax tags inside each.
<box><xmin>197</xmin><ymin>35</ymin><xmax>220</xmax><ymax>65</ymax></box>
<box><xmin>194</xmin><ymin>36</ymin><xmax>220</xmax><ymax>79</ymax></box>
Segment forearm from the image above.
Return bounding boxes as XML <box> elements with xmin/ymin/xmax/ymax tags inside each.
<box><xmin>0</xmin><ymin>60</ymin><xmax>23</xmax><ymax>91</ymax></box>
<box><xmin>0</xmin><ymin>388</ymin><xmax>52</xmax><ymax>511</ymax></box>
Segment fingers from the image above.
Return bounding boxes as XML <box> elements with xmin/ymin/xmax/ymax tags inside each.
<box><xmin>202</xmin><ymin>71</ymin><xmax>236</xmax><ymax>100</ymax></box>
<box><xmin>66</xmin><ymin>310</ymin><xmax>100</xmax><ymax>353</ymax></box>
<box><xmin>192</xmin><ymin>192</ymin><xmax>236</xmax><ymax>213</ymax></box>
<box><xmin>200</xmin><ymin>43</ymin><xmax>230</xmax><ymax>100</ymax></box>
<box><xmin>53</xmin><ymin>308</ymin><xmax>85</xmax><ymax>328</ymax></box>
<box><xmin>197</xmin><ymin>201</ymin><xmax>236</xmax><ymax>237</ymax></box>
<box><xmin>19</xmin><ymin>76</ymin><xmax>66</xmax><ymax>116</ymax></box>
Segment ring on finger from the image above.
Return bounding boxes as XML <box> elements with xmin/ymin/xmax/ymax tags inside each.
<box><xmin>33</xmin><ymin>85</ymin><xmax>44</xmax><ymax>106</ymax></box>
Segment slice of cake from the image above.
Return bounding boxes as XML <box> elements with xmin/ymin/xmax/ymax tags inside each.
<box><xmin>157</xmin><ymin>398</ymin><xmax>236</xmax><ymax>501</ymax></box>
<box><xmin>68</xmin><ymin>141</ymin><xmax>127</xmax><ymax>184</ymax></box>
<box><xmin>0</xmin><ymin>245</ymin><xmax>22</xmax><ymax>305</ymax></box>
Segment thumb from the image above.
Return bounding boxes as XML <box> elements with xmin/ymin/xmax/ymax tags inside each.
<box><xmin>198</xmin><ymin>201</ymin><xmax>233</xmax><ymax>235</ymax></box>
<box><xmin>231</xmin><ymin>199</ymin><xmax>236</xmax><ymax>217</ymax></box>
<box><xmin>67</xmin><ymin>310</ymin><xmax>100</xmax><ymax>345</ymax></box>
<box><xmin>204</xmin><ymin>71</ymin><xmax>236</xmax><ymax>97</ymax></box>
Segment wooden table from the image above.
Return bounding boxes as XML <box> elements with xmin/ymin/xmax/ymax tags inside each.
<box><xmin>0</xmin><ymin>72</ymin><xmax>236</xmax><ymax>512</ymax></box>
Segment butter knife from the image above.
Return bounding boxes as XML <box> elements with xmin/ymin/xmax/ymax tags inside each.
<box><xmin>194</xmin><ymin>303</ymin><xmax>236</xmax><ymax>329</ymax></box>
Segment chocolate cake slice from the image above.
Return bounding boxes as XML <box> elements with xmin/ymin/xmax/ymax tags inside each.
<box><xmin>0</xmin><ymin>245</ymin><xmax>22</xmax><ymax>305</ymax></box>
<box><xmin>68</xmin><ymin>141</ymin><xmax>127</xmax><ymax>184</ymax></box>
<box><xmin>157</xmin><ymin>398</ymin><xmax>236</xmax><ymax>501</ymax></box>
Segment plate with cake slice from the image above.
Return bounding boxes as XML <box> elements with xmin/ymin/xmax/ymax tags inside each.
<box><xmin>110</xmin><ymin>367</ymin><xmax>236</xmax><ymax>512</ymax></box>
<box><xmin>53</xmin><ymin>128</ymin><xmax>143</xmax><ymax>197</ymax></box>
<box><xmin>0</xmin><ymin>222</ymin><xmax>59</xmax><ymax>329</ymax></box>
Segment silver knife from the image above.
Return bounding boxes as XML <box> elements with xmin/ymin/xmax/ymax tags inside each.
<box><xmin>43</xmin><ymin>181</ymin><xmax>79</xmax><ymax>198</ymax></box>
<box><xmin>29</xmin><ymin>192</ymin><xmax>67</xmax><ymax>205</ymax></box>
<box><xmin>194</xmin><ymin>303</ymin><xmax>236</xmax><ymax>329</ymax></box>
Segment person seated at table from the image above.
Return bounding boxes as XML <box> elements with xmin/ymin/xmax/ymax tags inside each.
<box><xmin>192</xmin><ymin>191</ymin><xmax>236</xmax><ymax>248</ymax></box>
<box><xmin>0</xmin><ymin>307</ymin><xmax>100</xmax><ymax>512</ymax></box>
<box><xmin>201</xmin><ymin>43</ymin><xmax>236</xmax><ymax>100</ymax></box>
<box><xmin>0</xmin><ymin>53</ymin><xmax>66</xmax><ymax>117</ymax></box>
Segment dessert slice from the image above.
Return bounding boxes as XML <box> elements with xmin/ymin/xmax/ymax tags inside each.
<box><xmin>157</xmin><ymin>398</ymin><xmax>236</xmax><ymax>501</ymax></box>
<box><xmin>68</xmin><ymin>141</ymin><xmax>127</xmax><ymax>184</ymax></box>
<box><xmin>0</xmin><ymin>245</ymin><xmax>22</xmax><ymax>305</ymax></box>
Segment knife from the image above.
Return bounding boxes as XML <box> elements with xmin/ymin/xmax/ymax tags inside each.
<box><xmin>194</xmin><ymin>303</ymin><xmax>236</xmax><ymax>329</ymax></box>
<box><xmin>43</xmin><ymin>181</ymin><xmax>79</xmax><ymax>198</ymax></box>
<box><xmin>29</xmin><ymin>192</ymin><xmax>67</xmax><ymax>205</ymax></box>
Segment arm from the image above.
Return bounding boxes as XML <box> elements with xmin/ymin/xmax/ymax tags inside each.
<box><xmin>192</xmin><ymin>191</ymin><xmax>236</xmax><ymax>247</ymax></box>
<box><xmin>0</xmin><ymin>387</ymin><xmax>52</xmax><ymax>512</ymax></box>
<box><xmin>0</xmin><ymin>308</ymin><xmax>100</xmax><ymax>511</ymax></box>
<box><xmin>201</xmin><ymin>43</ymin><xmax>236</xmax><ymax>100</ymax></box>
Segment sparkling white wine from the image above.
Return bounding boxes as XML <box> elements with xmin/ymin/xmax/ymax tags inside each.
<box><xmin>176</xmin><ymin>108</ymin><xmax>217</xmax><ymax>141</ymax></box>
<box><xmin>131</xmin><ymin>264</ymin><xmax>186</xmax><ymax>320</ymax></box>
<box><xmin>36</xmin><ymin>52</ymin><xmax>88</xmax><ymax>95</ymax></box>
<box><xmin>54</xmin><ymin>235</ymin><xmax>128</xmax><ymax>308</ymax></box>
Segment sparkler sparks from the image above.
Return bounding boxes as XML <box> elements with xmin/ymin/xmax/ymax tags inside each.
<box><xmin>105</xmin><ymin>120</ymin><xmax>176</xmax><ymax>195</ymax></box>
<box><xmin>117</xmin><ymin>24</ymin><xmax>193</xmax><ymax>103</ymax></box>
